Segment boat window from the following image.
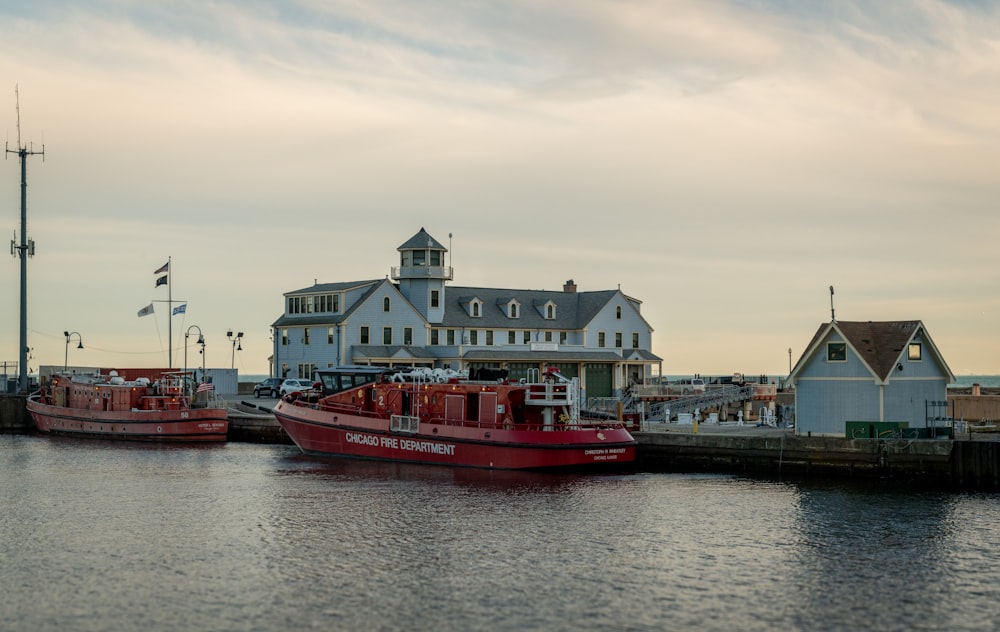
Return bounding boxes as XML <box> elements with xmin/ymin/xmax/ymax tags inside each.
<box><xmin>321</xmin><ymin>371</ymin><xmax>381</xmax><ymax>393</ymax></box>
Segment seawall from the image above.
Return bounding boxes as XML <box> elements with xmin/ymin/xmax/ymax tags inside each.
<box><xmin>635</xmin><ymin>427</ymin><xmax>1000</xmax><ymax>489</ymax></box>
<box><xmin>0</xmin><ymin>395</ymin><xmax>29</xmax><ymax>432</ymax></box>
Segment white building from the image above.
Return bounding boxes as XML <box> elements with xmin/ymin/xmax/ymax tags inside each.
<box><xmin>271</xmin><ymin>228</ymin><xmax>661</xmax><ymax>400</ymax></box>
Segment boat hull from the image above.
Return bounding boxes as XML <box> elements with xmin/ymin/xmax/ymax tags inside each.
<box><xmin>274</xmin><ymin>400</ymin><xmax>636</xmax><ymax>470</ymax></box>
<box><xmin>27</xmin><ymin>399</ymin><xmax>228</xmax><ymax>442</ymax></box>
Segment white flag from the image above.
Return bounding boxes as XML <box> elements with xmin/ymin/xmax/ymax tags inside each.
<box><xmin>137</xmin><ymin>303</ymin><xmax>154</xmax><ymax>318</ymax></box>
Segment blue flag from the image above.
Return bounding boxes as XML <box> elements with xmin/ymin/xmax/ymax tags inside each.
<box><xmin>172</xmin><ymin>304</ymin><xmax>187</xmax><ymax>316</ymax></box>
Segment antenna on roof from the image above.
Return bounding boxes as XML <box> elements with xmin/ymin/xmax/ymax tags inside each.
<box><xmin>829</xmin><ymin>285</ymin><xmax>836</xmax><ymax>322</ymax></box>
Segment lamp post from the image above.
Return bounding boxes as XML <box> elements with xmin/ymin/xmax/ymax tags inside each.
<box><xmin>63</xmin><ymin>331</ymin><xmax>83</xmax><ymax>372</ymax></box>
<box><xmin>227</xmin><ymin>330</ymin><xmax>244</xmax><ymax>369</ymax></box>
<box><xmin>788</xmin><ymin>347</ymin><xmax>793</xmax><ymax>374</ymax></box>
<box><xmin>185</xmin><ymin>325</ymin><xmax>205</xmax><ymax>394</ymax></box>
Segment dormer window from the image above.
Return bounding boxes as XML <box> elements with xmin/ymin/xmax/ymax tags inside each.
<box><xmin>533</xmin><ymin>299</ymin><xmax>556</xmax><ymax>319</ymax></box>
<box><xmin>460</xmin><ymin>296</ymin><xmax>483</xmax><ymax>318</ymax></box>
<box><xmin>496</xmin><ymin>298</ymin><xmax>520</xmax><ymax>318</ymax></box>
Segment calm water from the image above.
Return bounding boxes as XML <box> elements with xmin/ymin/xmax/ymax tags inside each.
<box><xmin>2</xmin><ymin>436</ymin><xmax>1000</xmax><ymax>631</ymax></box>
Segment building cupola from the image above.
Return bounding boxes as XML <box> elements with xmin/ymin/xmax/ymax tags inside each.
<box><xmin>392</xmin><ymin>227</ymin><xmax>451</xmax><ymax>324</ymax></box>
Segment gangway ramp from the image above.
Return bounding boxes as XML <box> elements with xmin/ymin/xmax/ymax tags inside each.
<box><xmin>645</xmin><ymin>385</ymin><xmax>754</xmax><ymax>422</ymax></box>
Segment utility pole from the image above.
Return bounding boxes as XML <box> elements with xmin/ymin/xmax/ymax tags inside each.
<box><xmin>6</xmin><ymin>86</ymin><xmax>44</xmax><ymax>393</ymax></box>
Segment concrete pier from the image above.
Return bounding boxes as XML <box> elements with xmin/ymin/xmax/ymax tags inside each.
<box><xmin>635</xmin><ymin>423</ymin><xmax>1000</xmax><ymax>489</ymax></box>
<box><xmin>0</xmin><ymin>394</ymin><xmax>30</xmax><ymax>432</ymax></box>
<box><xmin>227</xmin><ymin>401</ymin><xmax>291</xmax><ymax>443</ymax></box>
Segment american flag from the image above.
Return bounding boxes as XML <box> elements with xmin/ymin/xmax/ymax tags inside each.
<box><xmin>196</xmin><ymin>382</ymin><xmax>214</xmax><ymax>393</ymax></box>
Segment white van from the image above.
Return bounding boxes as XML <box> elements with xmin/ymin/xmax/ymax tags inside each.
<box><xmin>666</xmin><ymin>377</ymin><xmax>706</xmax><ymax>394</ymax></box>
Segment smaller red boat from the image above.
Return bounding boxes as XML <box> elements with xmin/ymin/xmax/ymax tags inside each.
<box><xmin>27</xmin><ymin>371</ymin><xmax>228</xmax><ymax>442</ymax></box>
<box><xmin>273</xmin><ymin>366</ymin><xmax>636</xmax><ymax>470</ymax></box>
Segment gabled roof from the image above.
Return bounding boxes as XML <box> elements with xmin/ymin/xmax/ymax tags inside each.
<box><xmin>352</xmin><ymin>345</ymin><xmax>437</xmax><ymax>360</ymax></box>
<box><xmin>285</xmin><ymin>279</ymin><xmax>381</xmax><ymax>296</ymax></box>
<box><xmin>791</xmin><ymin>320</ymin><xmax>955</xmax><ymax>383</ymax></box>
<box><xmin>398</xmin><ymin>227</ymin><xmax>446</xmax><ymax>251</ymax></box>
<box><xmin>272</xmin><ymin>279</ymin><xmax>392</xmax><ymax>328</ymax></box>
<box><xmin>440</xmin><ymin>286</ymin><xmax>622</xmax><ymax>329</ymax></box>
<box><xmin>624</xmin><ymin>348</ymin><xmax>662</xmax><ymax>362</ymax></box>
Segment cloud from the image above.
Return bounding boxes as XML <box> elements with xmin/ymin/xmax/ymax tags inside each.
<box><xmin>1</xmin><ymin>1</ymin><xmax>999</xmax><ymax>374</ymax></box>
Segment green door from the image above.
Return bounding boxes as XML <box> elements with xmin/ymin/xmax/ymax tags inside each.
<box><xmin>585</xmin><ymin>363</ymin><xmax>613</xmax><ymax>398</ymax></box>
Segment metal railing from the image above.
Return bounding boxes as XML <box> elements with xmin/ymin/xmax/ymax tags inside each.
<box><xmin>645</xmin><ymin>385</ymin><xmax>755</xmax><ymax>421</ymax></box>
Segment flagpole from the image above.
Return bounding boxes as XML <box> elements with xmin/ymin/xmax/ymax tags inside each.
<box><xmin>167</xmin><ymin>256</ymin><xmax>172</xmax><ymax>368</ymax></box>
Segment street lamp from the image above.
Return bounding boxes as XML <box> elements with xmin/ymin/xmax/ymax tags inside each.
<box><xmin>185</xmin><ymin>325</ymin><xmax>205</xmax><ymax>393</ymax></box>
<box><xmin>64</xmin><ymin>331</ymin><xmax>83</xmax><ymax>372</ymax></box>
<box><xmin>227</xmin><ymin>330</ymin><xmax>244</xmax><ymax>369</ymax></box>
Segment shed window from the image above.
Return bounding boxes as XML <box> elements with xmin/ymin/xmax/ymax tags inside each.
<box><xmin>908</xmin><ymin>343</ymin><xmax>922</xmax><ymax>361</ymax></box>
<box><xmin>827</xmin><ymin>342</ymin><xmax>847</xmax><ymax>362</ymax></box>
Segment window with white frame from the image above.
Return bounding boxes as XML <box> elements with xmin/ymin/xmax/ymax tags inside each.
<box><xmin>827</xmin><ymin>342</ymin><xmax>847</xmax><ymax>362</ymax></box>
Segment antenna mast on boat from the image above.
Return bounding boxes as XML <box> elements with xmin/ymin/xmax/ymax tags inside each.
<box><xmin>6</xmin><ymin>85</ymin><xmax>44</xmax><ymax>393</ymax></box>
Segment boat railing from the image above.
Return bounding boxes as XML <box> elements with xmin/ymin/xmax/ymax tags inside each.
<box><xmin>390</xmin><ymin>414</ymin><xmax>419</xmax><ymax>434</ymax></box>
<box><xmin>524</xmin><ymin>378</ymin><xmax>578</xmax><ymax>405</ymax></box>
<box><xmin>423</xmin><ymin>415</ymin><xmax>626</xmax><ymax>433</ymax></box>
<box><xmin>191</xmin><ymin>393</ymin><xmax>228</xmax><ymax>410</ymax></box>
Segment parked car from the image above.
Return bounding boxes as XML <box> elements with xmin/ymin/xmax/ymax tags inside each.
<box><xmin>253</xmin><ymin>377</ymin><xmax>283</xmax><ymax>398</ymax></box>
<box><xmin>280</xmin><ymin>378</ymin><xmax>316</xmax><ymax>396</ymax></box>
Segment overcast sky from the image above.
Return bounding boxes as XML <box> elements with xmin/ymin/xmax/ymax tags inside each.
<box><xmin>2</xmin><ymin>0</ymin><xmax>998</xmax><ymax>378</ymax></box>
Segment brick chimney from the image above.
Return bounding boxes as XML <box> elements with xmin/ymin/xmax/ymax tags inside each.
<box><xmin>563</xmin><ymin>279</ymin><xmax>577</xmax><ymax>293</ymax></box>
